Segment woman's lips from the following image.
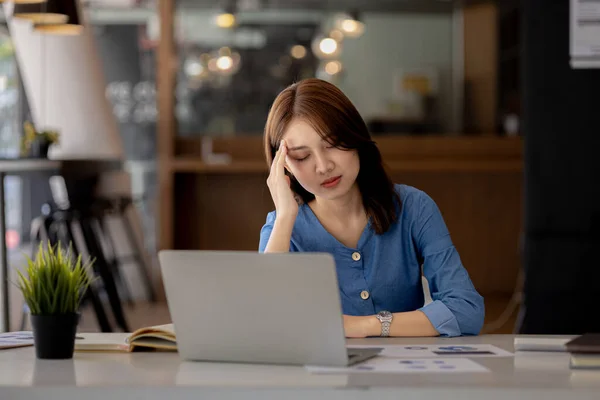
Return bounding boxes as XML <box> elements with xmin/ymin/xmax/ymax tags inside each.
<box><xmin>321</xmin><ymin>175</ymin><xmax>342</xmax><ymax>188</ymax></box>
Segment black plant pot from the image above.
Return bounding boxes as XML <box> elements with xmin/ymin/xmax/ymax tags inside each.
<box><xmin>29</xmin><ymin>138</ymin><xmax>51</xmax><ymax>159</ymax></box>
<box><xmin>30</xmin><ymin>313</ymin><xmax>80</xmax><ymax>359</ymax></box>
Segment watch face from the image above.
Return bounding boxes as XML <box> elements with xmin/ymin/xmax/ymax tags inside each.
<box><xmin>378</xmin><ymin>311</ymin><xmax>392</xmax><ymax>322</ymax></box>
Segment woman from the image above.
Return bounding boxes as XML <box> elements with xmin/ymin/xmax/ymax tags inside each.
<box><xmin>259</xmin><ymin>78</ymin><xmax>484</xmax><ymax>338</ymax></box>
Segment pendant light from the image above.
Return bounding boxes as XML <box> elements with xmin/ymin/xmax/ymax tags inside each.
<box><xmin>13</xmin><ymin>0</ymin><xmax>83</xmax><ymax>35</ymax></box>
<box><xmin>12</xmin><ymin>0</ymin><xmax>68</xmax><ymax>25</ymax></box>
<box><xmin>214</xmin><ymin>1</ymin><xmax>237</xmax><ymax>29</ymax></box>
<box><xmin>336</xmin><ymin>10</ymin><xmax>365</xmax><ymax>39</ymax></box>
<box><xmin>35</xmin><ymin>0</ymin><xmax>82</xmax><ymax>35</ymax></box>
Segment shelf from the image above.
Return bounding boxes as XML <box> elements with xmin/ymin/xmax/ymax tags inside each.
<box><xmin>385</xmin><ymin>159</ymin><xmax>523</xmax><ymax>173</ymax></box>
<box><xmin>170</xmin><ymin>159</ymin><xmax>267</xmax><ymax>174</ymax></box>
<box><xmin>170</xmin><ymin>158</ymin><xmax>522</xmax><ymax>174</ymax></box>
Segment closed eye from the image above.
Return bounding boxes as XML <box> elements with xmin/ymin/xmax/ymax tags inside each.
<box><xmin>294</xmin><ymin>155</ymin><xmax>309</xmax><ymax>162</ymax></box>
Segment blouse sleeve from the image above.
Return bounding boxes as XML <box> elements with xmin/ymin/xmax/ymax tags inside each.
<box><xmin>258</xmin><ymin>211</ymin><xmax>297</xmax><ymax>253</ymax></box>
<box><xmin>414</xmin><ymin>191</ymin><xmax>485</xmax><ymax>337</ymax></box>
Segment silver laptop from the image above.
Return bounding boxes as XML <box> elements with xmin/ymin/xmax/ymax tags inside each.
<box><xmin>158</xmin><ymin>250</ymin><xmax>381</xmax><ymax>366</ymax></box>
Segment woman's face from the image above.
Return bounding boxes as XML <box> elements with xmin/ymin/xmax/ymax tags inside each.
<box><xmin>281</xmin><ymin>119</ymin><xmax>360</xmax><ymax>201</ymax></box>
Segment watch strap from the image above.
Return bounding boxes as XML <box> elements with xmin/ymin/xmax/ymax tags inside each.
<box><xmin>376</xmin><ymin>311</ymin><xmax>392</xmax><ymax>337</ymax></box>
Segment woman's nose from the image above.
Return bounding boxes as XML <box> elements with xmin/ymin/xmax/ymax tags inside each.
<box><xmin>315</xmin><ymin>153</ymin><xmax>333</xmax><ymax>174</ymax></box>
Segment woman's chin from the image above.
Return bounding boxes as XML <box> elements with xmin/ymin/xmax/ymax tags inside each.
<box><xmin>315</xmin><ymin>185</ymin><xmax>351</xmax><ymax>201</ymax></box>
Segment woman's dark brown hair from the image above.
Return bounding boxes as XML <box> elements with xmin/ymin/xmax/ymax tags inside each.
<box><xmin>263</xmin><ymin>78</ymin><xmax>400</xmax><ymax>235</ymax></box>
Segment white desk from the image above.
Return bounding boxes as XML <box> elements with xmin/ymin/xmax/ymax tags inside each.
<box><xmin>0</xmin><ymin>335</ymin><xmax>598</xmax><ymax>400</ymax></box>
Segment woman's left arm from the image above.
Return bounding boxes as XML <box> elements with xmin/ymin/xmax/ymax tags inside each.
<box><xmin>409</xmin><ymin>190</ymin><xmax>485</xmax><ymax>337</ymax></box>
<box><xmin>344</xmin><ymin>311</ymin><xmax>439</xmax><ymax>338</ymax></box>
<box><xmin>344</xmin><ymin>191</ymin><xmax>485</xmax><ymax>338</ymax></box>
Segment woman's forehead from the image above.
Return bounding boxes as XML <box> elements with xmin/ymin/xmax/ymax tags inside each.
<box><xmin>282</xmin><ymin>120</ymin><xmax>329</xmax><ymax>146</ymax></box>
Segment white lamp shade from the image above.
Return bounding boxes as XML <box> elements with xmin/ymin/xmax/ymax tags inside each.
<box><xmin>4</xmin><ymin>1</ymin><xmax>124</xmax><ymax>159</ymax></box>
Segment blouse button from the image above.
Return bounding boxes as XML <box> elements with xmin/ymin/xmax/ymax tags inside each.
<box><xmin>351</xmin><ymin>252</ymin><xmax>361</xmax><ymax>261</ymax></box>
<box><xmin>360</xmin><ymin>290</ymin><xmax>370</xmax><ymax>300</ymax></box>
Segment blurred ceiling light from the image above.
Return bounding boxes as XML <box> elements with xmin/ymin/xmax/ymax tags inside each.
<box><xmin>214</xmin><ymin>46</ymin><xmax>241</xmax><ymax>75</ymax></box>
<box><xmin>341</xmin><ymin>19</ymin><xmax>359</xmax><ymax>33</ymax></box>
<box><xmin>316</xmin><ymin>63</ymin><xmax>338</xmax><ymax>83</ymax></box>
<box><xmin>311</xmin><ymin>34</ymin><xmax>342</xmax><ymax>60</ymax></box>
<box><xmin>215</xmin><ymin>2</ymin><xmax>237</xmax><ymax>29</ymax></box>
<box><xmin>215</xmin><ymin>12</ymin><xmax>236</xmax><ymax>28</ymax></box>
<box><xmin>319</xmin><ymin>38</ymin><xmax>337</xmax><ymax>55</ymax></box>
<box><xmin>184</xmin><ymin>57</ymin><xmax>204</xmax><ymax>77</ymax></box>
<box><xmin>290</xmin><ymin>44</ymin><xmax>306</xmax><ymax>59</ymax></box>
<box><xmin>216</xmin><ymin>55</ymin><xmax>233</xmax><ymax>70</ymax></box>
<box><xmin>188</xmin><ymin>53</ymin><xmax>213</xmax><ymax>82</ymax></box>
<box><xmin>337</xmin><ymin>10</ymin><xmax>365</xmax><ymax>38</ymax></box>
<box><xmin>325</xmin><ymin>61</ymin><xmax>342</xmax><ymax>75</ymax></box>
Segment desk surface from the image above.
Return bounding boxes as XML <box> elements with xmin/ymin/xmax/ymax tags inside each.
<box><xmin>0</xmin><ymin>334</ymin><xmax>598</xmax><ymax>400</ymax></box>
<box><xmin>0</xmin><ymin>159</ymin><xmax>61</xmax><ymax>173</ymax></box>
<box><xmin>0</xmin><ymin>158</ymin><xmax>122</xmax><ymax>174</ymax></box>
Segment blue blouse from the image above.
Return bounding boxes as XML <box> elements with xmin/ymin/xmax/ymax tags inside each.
<box><xmin>258</xmin><ymin>184</ymin><xmax>485</xmax><ymax>337</ymax></box>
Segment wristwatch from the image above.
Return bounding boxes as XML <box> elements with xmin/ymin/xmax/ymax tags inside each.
<box><xmin>376</xmin><ymin>311</ymin><xmax>393</xmax><ymax>337</ymax></box>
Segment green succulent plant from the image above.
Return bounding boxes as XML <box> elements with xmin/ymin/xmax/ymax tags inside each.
<box><xmin>16</xmin><ymin>242</ymin><xmax>95</xmax><ymax>315</ymax></box>
<box><xmin>20</xmin><ymin>121</ymin><xmax>60</xmax><ymax>156</ymax></box>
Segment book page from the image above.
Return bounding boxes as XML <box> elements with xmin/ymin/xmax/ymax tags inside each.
<box><xmin>74</xmin><ymin>333</ymin><xmax>131</xmax><ymax>352</ymax></box>
<box><xmin>150</xmin><ymin>323</ymin><xmax>175</xmax><ymax>335</ymax></box>
<box><xmin>130</xmin><ymin>323</ymin><xmax>174</xmax><ymax>336</ymax></box>
<box><xmin>130</xmin><ymin>336</ymin><xmax>177</xmax><ymax>351</ymax></box>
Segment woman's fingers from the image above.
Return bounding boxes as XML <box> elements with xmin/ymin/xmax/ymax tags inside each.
<box><xmin>277</xmin><ymin>141</ymin><xmax>287</xmax><ymax>173</ymax></box>
<box><xmin>271</xmin><ymin>143</ymin><xmax>281</xmax><ymax>168</ymax></box>
<box><xmin>270</xmin><ymin>143</ymin><xmax>283</xmax><ymax>178</ymax></box>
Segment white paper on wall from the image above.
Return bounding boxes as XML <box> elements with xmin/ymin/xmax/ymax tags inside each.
<box><xmin>571</xmin><ymin>0</ymin><xmax>600</xmax><ymax>69</ymax></box>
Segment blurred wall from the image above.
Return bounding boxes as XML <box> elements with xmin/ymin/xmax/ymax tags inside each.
<box><xmin>335</xmin><ymin>13</ymin><xmax>454</xmax><ymax>132</ymax></box>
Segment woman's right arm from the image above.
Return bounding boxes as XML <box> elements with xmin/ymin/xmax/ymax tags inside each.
<box><xmin>264</xmin><ymin>215</ymin><xmax>295</xmax><ymax>253</ymax></box>
<box><xmin>262</xmin><ymin>139</ymin><xmax>299</xmax><ymax>253</ymax></box>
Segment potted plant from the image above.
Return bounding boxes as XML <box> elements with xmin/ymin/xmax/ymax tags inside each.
<box><xmin>15</xmin><ymin>242</ymin><xmax>94</xmax><ymax>359</ymax></box>
<box><xmin>20</xmin><ymin>121</ymin><xmax>60</xmax><ymax>158</ymax></box>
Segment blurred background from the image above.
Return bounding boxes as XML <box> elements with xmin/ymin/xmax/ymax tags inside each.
<box><xmin>0</xmin><ymin>0</ymin><xmax>597</xmax><ymax>337</ymax></box>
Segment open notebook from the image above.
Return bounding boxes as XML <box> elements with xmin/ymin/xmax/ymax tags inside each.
<box><xmin>75</xmin><ymin>323</ymin><xmax>177</xmax><ymax>352</ymax></box>
<box><xmin>0</xmin><ymin>331</ymin><xmax>34</xmax><ymax>350</ymax></box>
